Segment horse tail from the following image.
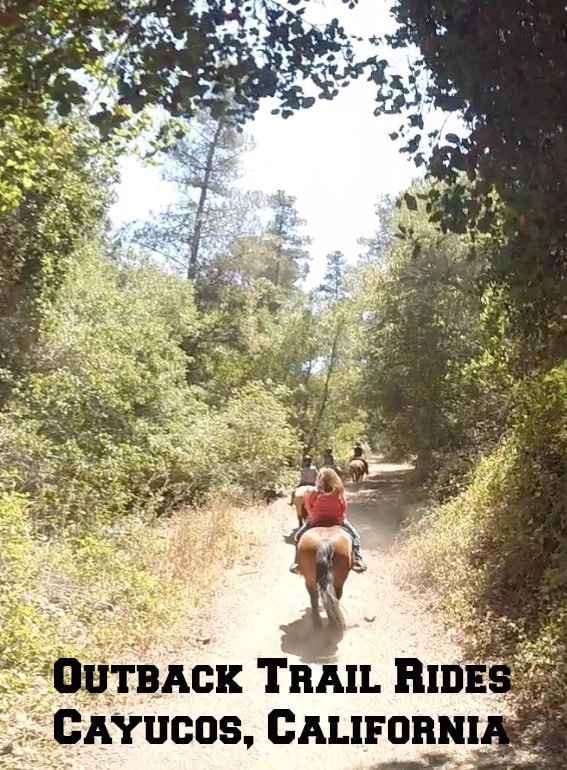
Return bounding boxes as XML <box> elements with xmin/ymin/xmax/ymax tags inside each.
<box><xmin>315</xmin><ymin>539</ymin><xmax>345</xmax><ymax>631</ymax></box>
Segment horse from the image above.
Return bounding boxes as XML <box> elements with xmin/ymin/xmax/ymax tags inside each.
<box><xmin>349</xmin><ymin>458</ymin><xmax>366</xmax><ymax>485</ymax></box>
<box><xmin>297</xmin><ymin>526</ymin><xmax>352</xmax><ymax>635</ymax></box>
<box><xmin>292</xmin><ymin>485</ymin><xmax>315</xmax><ymax>527</ymax></box>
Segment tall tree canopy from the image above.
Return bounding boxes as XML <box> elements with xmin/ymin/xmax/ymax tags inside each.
<box><xmin>124</xmin><ymin>109</ymin><xmax>261</xmax><ymax>281</ymax></box>
<box><xmin>0</xmin><ymin>0</ymin><xmax>361</xmax><ymax>135</ymax></box>
<box><xmin>373</xmin><ymin>2</ymin><xmax>567</xmax><ymax>231</ymax></box>
<box><xmin>369</xmin><ymin>0</ymin><xmax>567</xmax><ymax>365</ymax></box>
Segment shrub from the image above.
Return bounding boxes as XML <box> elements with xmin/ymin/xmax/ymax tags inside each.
<box><xmin>400</xmin><ymin>364</ymin><xmax>567</xmax><ymax>741</ymax></box>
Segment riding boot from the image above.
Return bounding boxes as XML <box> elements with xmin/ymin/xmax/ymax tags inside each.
<box><xmin>352</xmin><ymin>550</ymin><xmax>367</xmax><ymax>573</ymax></box>
<box><xmin>289</xmin><ymin>545</ymin><xmax>300</xmax><ymax>574</ymax></box>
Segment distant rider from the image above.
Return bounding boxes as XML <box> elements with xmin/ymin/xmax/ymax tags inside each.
<box><xmin>289</xmin><ymin>454</ymin><xmax>318</xmax><ymax>506</ymax></box>
<box><xmin>350</xmin><ymin>441</ymin><xmax>369</xmax><ymax>475</ymax></box>
<box><xmin>289</xmin><ymin>467</ymin><xmax>367</xmax><ymax>574</ymax></box>
<box><xmin>321</xmin><ymin>447</ymin><xmax>343</xmax><ymax>477</ymax></box>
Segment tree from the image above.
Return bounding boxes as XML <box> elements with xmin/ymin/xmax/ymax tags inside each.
<box><xmin>318</xmin><ymin>250</ymin><xmax>348</xmax><ymax>300</ymax></box>
<box><xmin>262</xmin><ymin>190</ymin><xmax>312</xmax><ymax>290</ymax></box>
<box><xmin>358</xmin><ymin>183</ymin><xmax>489</xmax><ymax>478</ymax></box>
<box><xmin>124</xmin><ymin>109</ymin><xmax>261</xmax><ymax>284</ymax></box>
<box><xmin>0</xmin><ymin>0</ymin><xmax>361</xmax><ymax>138</ymax></box>
<box><xmin>0</xmin><ymin>117</ymin><xmax>116</xmax><ymax>407</ymax></box>
<box><xmin>370</xmin><ymin>2</ymin><xmax>566</xmax><ymax>225</ymax></box>
<box><xmin>368</xmin><ymin>2</ymin><xmax>567</xmax><ymax>359</ymax></box>
<box><xmin>358</xmin><ymin>193</ymin><xmax>397</xmax><ymax>267</ymax></box>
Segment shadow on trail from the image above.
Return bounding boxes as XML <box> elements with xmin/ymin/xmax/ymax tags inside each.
<box><xmin>358</xmin><ymin>745</ymin><xmax>558</xmax><ymax>769</ymax></box>
<box><xmin>346</xmin><ymin>465</ymin><xmax>415</xmax><ymax>553</ymax></box>
<box><xmin>279</xmin><ymin>610</ymin><xmax>360</xmax><ymax>665</ymax></box>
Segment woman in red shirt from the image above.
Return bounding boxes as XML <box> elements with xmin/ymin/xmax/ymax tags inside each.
<box><xmin>289</xmin><ymin>467</ymin><xmax>367</xmax><ymax>574</ymax></box>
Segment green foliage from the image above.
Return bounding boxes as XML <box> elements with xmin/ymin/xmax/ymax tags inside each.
<box><xmin>0</xmin><ymin>486</ymin><xmax>67</xmax><ymax>695</ymax></box>
<box><xmin>0</xmin><ymin>117</ymin><xmax>116</xmax><ymax>406</ymax></box>
<box><xmin>358</xmin><ymin>183</ymin><xmax>493</xmax><ymax>483</ymax></box>
<box><xmin>372</xmin><ymin>3</ymin><xmax>564</xmax><ymax>232</ymax></box>
<box><xmin>401</xmin><ymin>364</ymin><xmax>567</xmax><ymax>737</ymax></box>
<box><xmin>363</xmin><ymin>177</ymin><xmax>567</xmax><ymax>747</ymax></box>
<box><xmin>0</xmin><ymin>0</ymin><xmax>360</xmax><ymax>136</ymax></box>
<box><xmin>0</xmin><ymin>243</ymin><xmax>309</xmax><ymax>534</ymax></box>
<box><xmin>0</xmin><ymin>247</ymin><xmax>207</xmax><ymax>529</ymax></box>
<box><xmin>369</xmin><ymin>3</ymin><xmax>567</xmax><ymax>360</ymax></box>
<box><xmin>211</xmin><ymin>382</ymin><xmax>300</xmax><ymax>492</ymax></box>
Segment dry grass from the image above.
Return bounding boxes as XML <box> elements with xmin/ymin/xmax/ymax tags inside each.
<box><xmin>395</xmin><ymin>443</ymin><xmax>567</xmax><ymax>756</ymax></box>
<box><xmin>0</xmin><ymin>498</ymin><xmax>251</xmax><ymax>770</ymax></box>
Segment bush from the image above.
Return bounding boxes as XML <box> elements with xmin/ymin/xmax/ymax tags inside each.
<box><xmin>400</xmin><ymin>364</ymin><xmax>567</xmax><ymax>741</ymax></box>
<box><xmin>0</xmin><ymin>486</ymin><xmax>68</xmax><ymax>697</ymax></box>
<box><xmin>211</xmin><ymin>381</ymin><xmax>300</xmax><ymax>494</ymax></box>
<box><xmin>0</xmin><ymin>485</ymin><xmax>246</xmax><ymax>770</ymax></box>
<box><xmin>0</xmin><ymin>249</ymin><xmax>301</xmax><ymax>531</ymax></box>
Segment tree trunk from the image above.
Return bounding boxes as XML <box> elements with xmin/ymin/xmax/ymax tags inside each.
<box><xmin>188</xmin><ymin>117</ymin><xmax>225</xmax><ymax>281</ymax></box>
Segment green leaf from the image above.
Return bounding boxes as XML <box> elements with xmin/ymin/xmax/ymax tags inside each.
<box><xmin>404</xmin><ymin>193</ymin><xmax>418</xmax><ymax>211</ymax></box>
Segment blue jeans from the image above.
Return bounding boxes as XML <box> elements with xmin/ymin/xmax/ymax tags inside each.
<box><xmin>295</xmin><ymin>519</ymin><xmax>362</xmax><ymax>558</ymax></box>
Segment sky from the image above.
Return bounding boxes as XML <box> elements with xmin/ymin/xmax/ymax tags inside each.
<box><xmin>109</xmin><ymin>0</ymin><xmax>453</xmax><ymax>289</ymax></box>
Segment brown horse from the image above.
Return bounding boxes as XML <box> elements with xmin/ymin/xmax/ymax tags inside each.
<box><xmin>349</xmin><ymin>458</ymin><xmax>366</xmax><ymax>485</ymax></box>
<box><xmin>297</xmin><ymin>526</ymin><xmax>352</xmax><ymax>635</ymax></box>
<box><xmin>292</xmin><ymin>484</ymin><xmax>315</xmax><ymax>527</ymax></box>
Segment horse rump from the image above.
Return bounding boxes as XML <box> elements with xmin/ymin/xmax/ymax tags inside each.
<box><xmin>349</xmin><ymin>459</ymin><xmax>365</xmax><ymax>483</ymax></box>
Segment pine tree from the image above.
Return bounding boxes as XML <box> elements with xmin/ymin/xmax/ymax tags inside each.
<box><xmin>319</xmin><ymin>250</ymin><xmax>348</xmax><ymax>300</ymax></box>
<box><xmin>124</xmin><ymin>108</ymin><xmax>258</xmax><ymax>281</ymax></box>
<box><xmin>263</xmin><ymin>190</ymin><xmax>311</xmax><ymax>289</ymax></box>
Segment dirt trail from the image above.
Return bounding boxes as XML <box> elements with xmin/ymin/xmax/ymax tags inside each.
<box><xmin>69</xmin><ymin>460</ymin><xmax>546</xmax><ymax>770</ymax></box>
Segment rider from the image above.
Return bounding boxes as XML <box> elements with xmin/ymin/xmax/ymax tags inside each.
<box><xmin>350</xmin><ymin>441</ymin><xmax>369</xmax><ymax>476</ymax></box>
<box><xmin>289</xmin><ymin>454</ymin><xmax>318</xmax><ymax>506</ymax></box>
<box><xmin>289</xmin><ymin>467</ymin><xmax>367</xmax><ymax>574</ymax></box>
<box><xmin>321</xmin><ymin>447</ymin><xmax>342</xmax><ymax>477</ymax></box>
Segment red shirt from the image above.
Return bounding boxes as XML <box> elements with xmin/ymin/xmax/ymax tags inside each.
<box><xmin>304</xmin><ymin>489</ymin><xmax>346</xmax><ymax>527</ymax></box>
